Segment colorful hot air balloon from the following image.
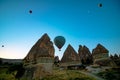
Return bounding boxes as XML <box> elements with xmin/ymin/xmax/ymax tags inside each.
<box><xmin>54</xmin><ymin>36</ymin><xmax>65</xmax><ymax>51</ymax></box>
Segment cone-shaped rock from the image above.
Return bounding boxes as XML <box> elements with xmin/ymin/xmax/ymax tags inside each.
<box><xmin>61</xmin><ymin>44</ymin><xmax>80</xmax><ymax>63</ymax></box>
<box><xmin>92</xmin><ymin>44</ymin><xmax>109</xmax><ymax>60</ymax></box>
<box><xmin>78</xmin><ymin>45</ymin><xmax>93</xmax><ymax>64</ymax></box>
<box><xmin>24</xmin><ymin>33</ymin><xmax>54</xmax><ymax>64</ymax></box>
<box><xmin>92</xmin><ymin>44</ymin><xmax>109</xmax><ymax>55</ymax></box>
<box><xmin>23</xmin><ymin>33</ymin><xmax>55</xmax><ymax>80</ymax></box>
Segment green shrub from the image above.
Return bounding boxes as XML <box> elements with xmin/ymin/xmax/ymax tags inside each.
<box><xmin>97</xmin><ymin>70</ymin><xmax>120</xmax><ymax>80</ymax></box>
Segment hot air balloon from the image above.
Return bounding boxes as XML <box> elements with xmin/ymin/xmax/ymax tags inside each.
<box><xmin>29</xmin><ymin>10</ymin><xmax>32</xmax><ymax>14</ymax></box>
<box><xmin>54</xmin><ymin>36</ymin><xmax>65</xmax><ymax>51</ymax></box>
<box><xmin>2</xmin><ymin>45</ymin><xmax>4</xmax><ymax>47</ymax></box>
<box><xmin>98</xmin><ymin>3</ymin><xmax>102</xmax><ymax>7</ymax></box>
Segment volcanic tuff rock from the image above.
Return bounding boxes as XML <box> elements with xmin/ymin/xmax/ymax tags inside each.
<box><xmin>92</xmin><ymin>44</ymin><xmax>109</xmax><ymax>55</ymax></box>
<box><xmin>94</xmin><ymin>58</ymin><xmax>117</xmax><ymax>67</ymax></box>
<box><xmin>92</xmin><ymin>44</ymin><xmax>109</xmax><ymax>60</ymax></box>
<box><xmin>78</xmin><ymin>45</ymin><xmax>93</xmax><ymax>64</ymax></box>
<box><xmin>24</xmin><ymin>33</ymin><xmax>54</xmax><ymax>64</ymax></box>
<box><xmin>23</xmin><ymin>33</ymin><xmax>55</xmax><ymax>80</ymax></box>
<box><xmin>61</xmin><ymin>44</ymin><xmax>80</xmax><ymax>63</ymax></box>
<box><xmin>110</xmin><ymin>54</ymin><xmax>120</xmax><ymax>67</ymax></box>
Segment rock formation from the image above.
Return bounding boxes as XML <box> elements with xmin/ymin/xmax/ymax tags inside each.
<box><xmin>61</xmin><ymin>44</ymin><xmax>80</xmax><ymax>63</ymax></box>
<box><xmin>24</xmin><ymin>33</ymin><xmax>54</xmax><ymax>64</ymax></box>
<box><xmin>110</xmin><ymin>54</ymin><xmax>120</xmax><ymax>67</ymax></box>
<box><xmin>92</xmin><ymin>44</ymin><xmax>109</xmax><ymax>60</ymax></box>
<box><xmin>78</xmin><ymin>45</ymin><xmax>93</xmax><ymax>64</ymax></box>
<box><xmin>23</xmin><ymin>33</ymin><xmax>55</xmax><ymax>80</ymax></box>
<box><xmin>94</xmin><ymin>58</ymin><xmax>117</xmax><ymax>67</ymax></box>
<box><xmin>113</xmin><ymin>54</ymin><xmax>119</xmax><ymax>59</ymax></box>
<box><xmin>92</xmin><ymin>44</ymin><xmax>109</xmax><ymax>55</ymax></box>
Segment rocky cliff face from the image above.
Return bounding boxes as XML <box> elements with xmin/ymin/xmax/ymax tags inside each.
<box><xmin>61</xmin><ymin>44</ymin><xmax>80</xmax><ymax>63</ymax></box>
<box><xmin>78</xmin><ymin>45</ymin><xmax>93</xmax><ymax>64</ymax></box>
<box><xmin>92</xmin><ymin>44</ymin><xmax>109</xmax><ymax>60</ymax></box>
<box><xmin>24</xmin><ymin>33</ymin><xmax>54</xmax><ymax>64</ymax></box>
<box><xmin>23</xmin><ymin>33</ymin><xmax>55</xmax><ymax>80</ymax></box>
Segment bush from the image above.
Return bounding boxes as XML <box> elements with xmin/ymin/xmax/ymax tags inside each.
<box><xmin>97</xmin><ymin>70</ymin><xmax>120</xmax><ymax>80</ymax></box>
<box><xmin>7</xmin><ymin>63</ymin><xmax>25</xmax><ymax>79</ymax></box>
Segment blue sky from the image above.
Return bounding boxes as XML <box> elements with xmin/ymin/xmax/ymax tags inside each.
<box><xmin>0</xmin><ymin>0</ymin><xmax>120</xmax><ymax>59</ymax></box>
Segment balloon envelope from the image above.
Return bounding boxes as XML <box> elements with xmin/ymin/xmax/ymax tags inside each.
<box><xmin>98</xmin><ymin>3</ymin><xmax>102</xmax><ymax>7</ymax></box>
<box><xmin>2</xmin><ymin>45</ymin><xmax>4</xmax><ymax>47</ymax></box>
<box><xmin>29</xmin><ymin>10</ymin><xmax>32</xmax><ymax>13</ymax></box>
<box><xmin>54</xmin><ymin>36</ymin><xmax>65</xmax><ymax>50</ymax></box>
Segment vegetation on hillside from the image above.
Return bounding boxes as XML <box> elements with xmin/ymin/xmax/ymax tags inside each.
<box><xmin>41</xmin><ymin>69</ymin><xmax>96</xmax><ymax>80</ymax></box>
<box><xmin>97</xmin><ymin>68</ymin><xmax>120</xmax><ymax>80</ymax></box>
<box><xmin>0</xmin><ymin>64</ymin><xmax>96</xmax><ymax>80</ymax></box>
<box><xmin>0</xmin><ymin>63</ymin><xmax>25</xmax><ymax>80</ymax></box>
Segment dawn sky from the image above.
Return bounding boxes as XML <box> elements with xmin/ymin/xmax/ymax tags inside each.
<box><xmin>0</xmin><ymin>0</ymin><xmax>120</xmax><ymax>59</ymax></box>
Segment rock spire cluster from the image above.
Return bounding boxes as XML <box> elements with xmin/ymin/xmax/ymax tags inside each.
<box><xmin>22</xmin><ymin>33</ymin><xmax>110</xmax><ymax>79</ymax></box>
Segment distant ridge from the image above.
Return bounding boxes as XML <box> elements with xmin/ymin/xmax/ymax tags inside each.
<box><xmin>0</xmin><ymin>58</ymin><xmax>22</xmax><ymax>63</ymax></box>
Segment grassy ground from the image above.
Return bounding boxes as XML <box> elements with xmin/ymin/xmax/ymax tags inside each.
<box><xmin>41</xmin><ymin>69</ymin><xmax>96</xmax><ymax>80</ymax></box>
<box><xmin>0</xmin><ymin>67</ymin><xmax>16</xmax><ymax>80</ymax></box>
<box><xmin>0</xmin><ymin>66</ymin><xmax>96</xmax><ymax>80</ymax></box>
<box><xmin>97</xmin><ymin>68</ymin><xmax>120</xmax><ymax>80</ymax></box>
